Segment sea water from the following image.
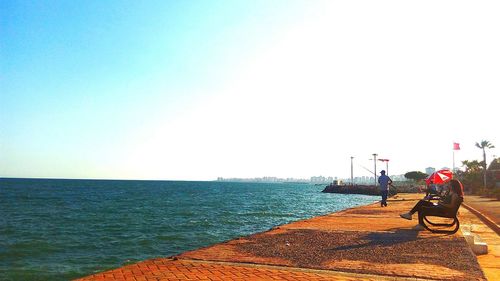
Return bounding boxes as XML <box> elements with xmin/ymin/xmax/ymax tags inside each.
<box><xmin>0</xmin><ymin>178</ymin><xmax>377</xmax><ymax>280</ymax></box>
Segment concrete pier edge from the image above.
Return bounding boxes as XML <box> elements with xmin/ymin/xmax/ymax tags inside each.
<box><xmin>462</xmin><ymin>203</ymin><xmax>500</xmax><ymax>235</ymax></box>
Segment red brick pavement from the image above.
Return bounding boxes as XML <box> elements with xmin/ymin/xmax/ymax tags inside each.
<box><xmin>76</xmin><ymin>258</ymin><xmax>398</xmax><ymax>281</ymax></box>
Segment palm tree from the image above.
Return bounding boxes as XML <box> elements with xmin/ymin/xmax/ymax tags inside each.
<box><xmin>475</xmin><ymin>140</ymin><xmax>495</xmax><ymax>187</ymax></box>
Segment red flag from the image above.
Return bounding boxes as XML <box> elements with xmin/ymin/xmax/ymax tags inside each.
<box><xmin>453</xmin><ymin>142</ymin><xmax>460</xmax><ymax>150</ymax></box>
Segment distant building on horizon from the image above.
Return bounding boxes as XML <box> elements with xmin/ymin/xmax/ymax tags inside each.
<box><xmin>310</xmin><ymin>176</ymin><xmax>334</xmax><ymax>184</ymax></box>
<box><xmin>340</xmin><ymin>174</ymin><xmax>407</xmax><ymax>185</ymax></box>
<box><xmin>425</xmin><ymin>167</ymin><xmax>435</xmax><ymax>175</ymax></box>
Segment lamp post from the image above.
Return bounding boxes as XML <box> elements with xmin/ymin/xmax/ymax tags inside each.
<box><xmin>378</xmin><ymin>159</ymin><xmax>389</xmax><ymax>175</ymax></box>
<box><xmin>350</xmin><ymin>156</ymin><xmax>354</xmax><ymax>186</ymax></box>
<box><xmin>372</xmin><ymin>153</ymin><xmax>378</xmax><ymax>186</ymax></box>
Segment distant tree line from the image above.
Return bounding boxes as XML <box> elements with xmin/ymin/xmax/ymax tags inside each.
<box><xmin>404</xmin><ymin>171</ymin><xmax>428</xmax><ymax>182</ymax></box>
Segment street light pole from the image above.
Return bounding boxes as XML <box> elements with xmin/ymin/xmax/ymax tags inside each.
<box><xmin>378</xmin><ymin>159</ymin><xmax>390</xmax><ymax>176</ymax></box>
<box><xmin>350</xmin><ymin>156</ymin><xmax>354</xmax><ymax>186</ymax></box>
<box><xmin>373</xmin><ymin>153</ymin><xmax>378</xmax><ymax>186</ymax></box>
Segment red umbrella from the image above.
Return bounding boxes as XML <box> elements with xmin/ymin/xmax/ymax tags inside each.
<box><xmin>425</xmin><ymin>169</ymin><xmax>453</xmax><ymax>185</ymax></box>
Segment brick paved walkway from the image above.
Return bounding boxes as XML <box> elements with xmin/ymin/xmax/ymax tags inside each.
<box><xmin>77</xmin><ymin>258</ymin><xmax>414</xmax><ymax>281</ymax></box>
<box><xmin>76</xmin><ymin>193</ymin><xmax>500</xmax><ymax>281</ymax></box>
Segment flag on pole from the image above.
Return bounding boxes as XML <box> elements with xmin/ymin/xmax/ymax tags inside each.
<box><xmin>453</xmin><ymin>142</ymin><xmax>460</xmax><ymax>150</ymax></box>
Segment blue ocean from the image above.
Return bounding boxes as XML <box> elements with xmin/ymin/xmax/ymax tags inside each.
<box><xmin>0</xmin><ymin>178</ymin><xmax>377</xmax><ymax>280</ymax></box>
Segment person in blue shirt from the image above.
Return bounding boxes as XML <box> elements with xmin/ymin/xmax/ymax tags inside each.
<box><xmin>378</xmin><ymin>170</ymin><xmax>392</xmax><ymax>207</ymax></box>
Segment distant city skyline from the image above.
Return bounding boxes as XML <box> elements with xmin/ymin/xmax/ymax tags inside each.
<box><xmin>216</xmin><ymin>174</ymin><xmax>409</xmax><ymax>185</ymax></box>
<box><xmin>216</xmin><ymin>164</ymin><xmax>451</xmax><ymax>185</ymax></box>
<box><xmin>1</xmin><ymin>1</ymin><xmax>499</xmax><ymax>180</ymax></box>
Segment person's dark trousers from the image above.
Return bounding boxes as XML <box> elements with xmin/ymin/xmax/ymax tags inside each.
<box><xmin>409</xmin><ymin>200</ymin><xmax>434</xmax><ymax>214</ymax></box>
<box><xmin>418</xmin><ymin>205</ymin><xmax>449</xmax><ymax>225</ymax></box>
<box><xmin>381</xmin><ymin>190</ymin><xmax>388</xmax><ymax>206</ymax></box>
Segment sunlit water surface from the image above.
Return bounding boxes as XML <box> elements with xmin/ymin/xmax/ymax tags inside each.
<box><xmin>0</xmin><ymin>179</ymin><xmax>377</xmax><ymax>280</ymax></box>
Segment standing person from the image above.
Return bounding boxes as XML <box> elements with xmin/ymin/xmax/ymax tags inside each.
<box><xmin>378</xmin><ymin>170</ymin><xmax>392</xmax><ymax>207</ymax></box>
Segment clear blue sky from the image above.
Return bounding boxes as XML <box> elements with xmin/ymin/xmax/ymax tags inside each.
<box><xmin>1</xmin><ymin>1</ymin><xmax>499</xmax><ymax>180</ymax></box>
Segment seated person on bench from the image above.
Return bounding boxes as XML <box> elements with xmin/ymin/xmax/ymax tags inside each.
<box><xmin>424</xmin><ymin>181</ymin><xmax>439</xmax><ymax>200</ymax></box>
<box><xmin>424</xmin><ymin>182</ymin><xmax>449</xmax><ymax>201</ymax></box>
<box><xmin>400</xmin><ymin>179</ymin><xmax>464</xmax><ymax>227</ymax></box>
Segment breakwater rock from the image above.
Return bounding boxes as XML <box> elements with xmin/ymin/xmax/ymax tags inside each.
<box><xmin>322</xmin><ymin>184</ymin><xmax>397</xmax><ymax>196</ymax></box>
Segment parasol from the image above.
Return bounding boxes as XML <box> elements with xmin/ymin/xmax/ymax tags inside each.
<box><xmin>425</xmin><ymin>169</ymin><xmax>453</xmax><ymax>185</ymax></box>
